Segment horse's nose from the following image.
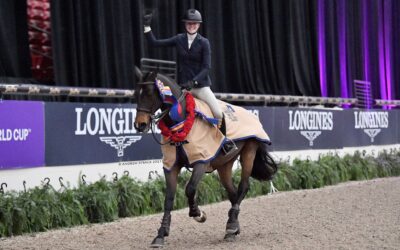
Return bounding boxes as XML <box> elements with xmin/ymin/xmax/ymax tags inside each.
<box><xmin>137</xmin><ymin>122</ymin><xmax>147</xmax><ymax>132</ymax></box>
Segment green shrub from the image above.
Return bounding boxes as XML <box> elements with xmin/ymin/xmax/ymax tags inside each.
<box><xmin>1</xmin><ymin>150</ymin><xmax>400</xmax><ymax>238</ymax></box>
<box><xmin>75</xmin><ymin>178</ymin><xmax>118</xmax><ymax>223</ymax></box>
<box><xmin>274</xmin><ymin>161</ymin><xmax>300</xmax><ymax>191</ymax></box>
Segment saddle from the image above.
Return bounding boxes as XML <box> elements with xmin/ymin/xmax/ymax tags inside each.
<box><xmin>161</xmin><ymin>99</ymin><xmax>270</xmax><ymax>170</ymax></box>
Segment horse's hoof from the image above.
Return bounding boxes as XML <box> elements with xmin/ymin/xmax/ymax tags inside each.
<box><xmin>193</xmin><ymin>210</ymin><xmax>207</xmax><ymax>223</ymax></box>
<box><xmin>226</xmin><ymin>222</ymin><xmax>240</xmax><ymax>235</ymax></box>
<box><xmin>150</xmin><ymin>236</ymin><xmax>164</xmax><ymax>248</ymax></box>
<box><xmin>224</xmin><ymin>233</ymin><xmax>237</xmax><ymax>242</ymax></box>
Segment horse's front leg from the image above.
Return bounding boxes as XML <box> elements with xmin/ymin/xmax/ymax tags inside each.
<box><xmin>186</xmin><ymin>163</ymin><xmax>207</xmax><ymax>222</ymax></box>
<box><xmin>151</xmin><ymin>166</ymin><xmax>180</xmax><ymax>248</ymax></box>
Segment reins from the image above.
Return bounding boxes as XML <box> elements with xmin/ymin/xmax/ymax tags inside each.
<box><xmin>149</xmin><ymin>91</ymin><xmax>188</xmax><ymax>146</ymax></box>
<box><xmin>150</xmin><ymin>119</ymin><xmax>171</xmax><ymax>145</ymax></box>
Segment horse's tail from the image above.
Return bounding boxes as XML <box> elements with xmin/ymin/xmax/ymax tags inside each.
<box><xmin>251</xmin><ymin>142</ymin><xmax>278</xmax><ymax>181</ymax></box>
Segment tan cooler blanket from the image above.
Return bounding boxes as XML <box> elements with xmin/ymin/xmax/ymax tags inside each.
<box><xmin>161</xmin><ymin>99</ymin><xmax>270</xmax><ymax>170</ymax></box>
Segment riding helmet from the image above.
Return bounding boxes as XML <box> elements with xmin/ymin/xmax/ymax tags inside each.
<box><xmin>182</xmin><ymin>9</ymin><xmax>202</xmax><ymax>23</ymax></box>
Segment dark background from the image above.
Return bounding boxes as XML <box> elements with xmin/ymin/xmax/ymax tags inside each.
<box><xmin>1</xmin><ymin>0</ymin><xmax>399</xmax><ymax>99</ymax></box>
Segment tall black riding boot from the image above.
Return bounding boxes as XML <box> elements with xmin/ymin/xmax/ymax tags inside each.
<box><xmin>219</xmin><ymin>114</ymin><xmax>237</xmax><ymax>155</ymax></box>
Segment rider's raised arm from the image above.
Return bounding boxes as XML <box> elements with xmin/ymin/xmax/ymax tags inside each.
<box><xmin>145</xmin><ymin>30</ymin><xmax>177</xmax><ymax>47</ymax></box>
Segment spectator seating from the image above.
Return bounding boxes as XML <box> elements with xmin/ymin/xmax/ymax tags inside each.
<box><xmin>27</xmin><ymin>0</ymin><xmax>53</xmax><ymax>81</ymax></box>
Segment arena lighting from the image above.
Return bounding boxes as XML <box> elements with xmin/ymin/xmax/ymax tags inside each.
<box><xmin>338</xmin><ymin>0</ymin><xmax>349</xmax><ymax>100</ymax></box>
<box><xmin>377</xmin><ymin>0</ymin><xmax>394</xmax><ymax>103</ymax></box>
<box><xmin>317</xmin><ymin>0</ymin><xmax>328</xmax><ymax>97</ymax></box>
<box><xmin>362</xmin><ymin>0</ymin><xmax>370</xmax><ymax>85</ymax></box>
<box><xmin>383</xmin><ymin>1</ymin><xmax>393</xmax><ymax>102</ymax></box>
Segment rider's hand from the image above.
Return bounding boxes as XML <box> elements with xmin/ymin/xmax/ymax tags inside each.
<box><xmin>143</xmin><ymin>13</ymin><xmax>153</xmax><ymax>27</ymax></box>
<box><xmin>181</xmin><ymin>80</ymin><xmax>197</xmax><ymax>90</ymax></box>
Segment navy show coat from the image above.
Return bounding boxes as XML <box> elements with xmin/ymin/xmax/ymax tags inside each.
<box><xmin>145</xmin><ymin>31</ymin><xmax>212</xmax><ymax>88</ymax></box>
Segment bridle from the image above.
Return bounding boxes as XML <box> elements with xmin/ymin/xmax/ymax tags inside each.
<box><xmin>135</xmin><ymin>80</ymin><xmax>173</xmax><ymax>121</ymax></box>
<box><xmin>136</xmin><ymin>78</ymin><xmax>187</xmax><ymax>115</ymax></box>
<box><xmin>135</xmin><ymin>81</ymin><xmax>156</xmax><ymax>114</ymax></box>
<box><xmin>135</xmin><ymin>80</ymin><xmax>168</xmax><ymax>145</ymax></box>
<box><xmin>135</xmin><ymin>79</ymin><xmax>187</xmax><ymax>146</ymax></box>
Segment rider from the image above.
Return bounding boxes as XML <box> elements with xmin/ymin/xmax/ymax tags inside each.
<box><xmin>143</xmin><ymin>9</ymin><xmax>235</xmax><ymax>154</ymax></box>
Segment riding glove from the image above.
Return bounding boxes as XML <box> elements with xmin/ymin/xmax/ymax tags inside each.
<box><xmin>180</xmin><ymin>80</ymin><xmax>198</xmax><ymax>90</ymax></box>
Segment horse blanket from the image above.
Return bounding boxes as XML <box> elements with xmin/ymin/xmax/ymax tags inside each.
<box><xmin>161</xmin><ymin>99</ymin><xmax>270</xmax><ymax>170</ymax></box>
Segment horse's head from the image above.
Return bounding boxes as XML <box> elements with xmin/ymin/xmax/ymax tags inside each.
<box><xmin>134</xmin><ymin>68</ymin><xmax>163</xmax><ymax>133</ymax></box>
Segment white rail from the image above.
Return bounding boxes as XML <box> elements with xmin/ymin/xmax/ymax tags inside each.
<box><xmin>0</xmin><ymin>83</ymin><xmax>359</xmax><ymax>106</ymax></box>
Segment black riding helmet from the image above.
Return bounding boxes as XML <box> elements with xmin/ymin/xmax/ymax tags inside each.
<box><xmin>182</xmin><ymin>9</ymin><xmax>202</xmax><ymax>23</ymax></box>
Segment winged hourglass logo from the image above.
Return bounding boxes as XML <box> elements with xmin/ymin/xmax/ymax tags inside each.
<box><xmin>100</xmin><ymin>136</ymin><xmax>142</xmax><ymax>157</ymax></box>
<box><xmin>300</xmin><ymin>131</ymin><xmax>322</xmax><ymax>146</ymax></box>
<box><xmin>363</xmin><ymin>129</ymin><xmax>381</xmax><ymax>143</ymax></box>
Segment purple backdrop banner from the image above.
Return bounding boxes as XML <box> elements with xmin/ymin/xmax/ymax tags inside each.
<box><xmin>0</xmin><ymin>101</ymin><xmax>45</xmax><ymax>169</ymax></box>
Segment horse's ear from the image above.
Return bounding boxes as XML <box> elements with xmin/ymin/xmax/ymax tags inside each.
<box><xmin>134</xmin><ymin>66</ymin><xmax>143</xmax><ymax>83</ymax></box>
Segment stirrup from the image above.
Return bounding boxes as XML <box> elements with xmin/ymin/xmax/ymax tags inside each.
<box><xmin>222</xmin><ymin>138</ymin><xmax>237</xmax><ymax>155</ymax></box>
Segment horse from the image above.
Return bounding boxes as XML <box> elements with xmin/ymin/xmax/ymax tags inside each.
<box><xmin>134</xmin><ymin>68</ymin><xmax>277</xmax><ymax>247</ymax></box>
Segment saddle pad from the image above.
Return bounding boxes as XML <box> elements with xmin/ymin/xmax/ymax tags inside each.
<box><xmin>161</xmin><ymin>99</ymin><xmax>270</xmax><ymax>170</ymax></box>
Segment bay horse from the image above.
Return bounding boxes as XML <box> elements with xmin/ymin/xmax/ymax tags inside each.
<box><xmin>134</xmin><ymin>68</ymin><xmax>277</xmax><ymax>247</ymax></box>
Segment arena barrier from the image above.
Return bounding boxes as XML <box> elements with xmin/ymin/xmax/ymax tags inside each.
<box><xmin>1</xmin><ymin>96</ymin><xmax>399</xmax><ymax>169</ymax></box>
<box><xmin>0</xmin><ymin>83</ymin><xmax>360</xmax><ymax>106</ymax></box>
<box><xmin>3</xmin><ymin>83</ymin><xmax>400</xmax><ymax>107</ymax></box>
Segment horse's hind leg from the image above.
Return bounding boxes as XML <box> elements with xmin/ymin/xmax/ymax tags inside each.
<box><xmin>151</xmin><ymin>166</ymin><xmax>180</xmax><ymax>248</ymax></box>
<box><xmin>186</xmin><ymin>163</ymin><xmax>207</xmax><ymax>222</ymax></box>
<box><xmin>236</xmin><ymin>141</ymin><xmax>258</xmax><ymax>205</ymax></box>
<box><xmin>225</xmin><ymin>141</ymin><xmax>258</xmax><ymax>240</ymax></box>
<box><xmin>217</xmin><ymin>158</ymin><xmax>240</xmax><ymax>241</ymax></box>
<box><xmin>217</xmin><ymin>158</ymin><xmax>238</xmax><ymax>206</ymax></box>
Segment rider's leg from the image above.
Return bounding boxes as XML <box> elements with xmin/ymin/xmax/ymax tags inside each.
<box><xmin>190</xmin><ymin>86</ymin><xmax>223</xmax><ymax>119</ymax></box>
<box><xmin>190</xmin><ymin>87</ymin><xmax>236</xmax><ymax>154</ymax></box>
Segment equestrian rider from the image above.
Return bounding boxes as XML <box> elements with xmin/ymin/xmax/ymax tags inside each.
<box><xmin>143</xmin><ymin>9</ymin><xmax>235</xmax><ymax>154</ymax></box>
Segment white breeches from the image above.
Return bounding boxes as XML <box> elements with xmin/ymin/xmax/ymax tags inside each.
<box><xmin>190</xmin><ymin>87</ymin><xmax>223</xmax><ymax>119</ymax></box>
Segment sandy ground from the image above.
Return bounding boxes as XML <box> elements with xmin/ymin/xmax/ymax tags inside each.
<box><xmin>1</xmin><ymin>177</ymin><xmax>399</xmax><ymax>250</ymax></box>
